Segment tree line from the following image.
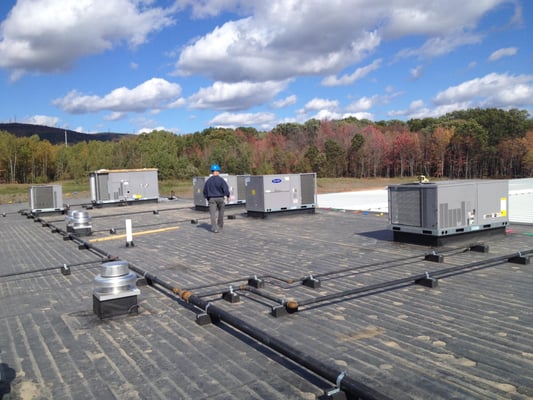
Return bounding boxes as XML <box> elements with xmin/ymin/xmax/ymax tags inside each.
<box><xmin>1</xmin><ymin>108</ymin><xmax>532</xmax><ymax>184</ymax></box>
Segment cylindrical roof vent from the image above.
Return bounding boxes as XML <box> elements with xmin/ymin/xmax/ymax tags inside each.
<box><xmin>67</xmin><ymin>210</ymin><xmax>92</xmax><ymax>236</ymax></box>
<box><xmin>93</xmin><ymin>261</ymin><xmax>137</xmax><ymax>296</ymax></box>
<box><xmin>93</xmin><ymin>260</ymin><xmax>140</xmax><ymax>319</ymax></box>
<box><xmin>65</xmin><ymin>209</ymin><xmax>76</xmax><ymax>232</ymax></box>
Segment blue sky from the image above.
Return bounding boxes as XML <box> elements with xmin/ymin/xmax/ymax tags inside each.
<box><xmin>0</xmin><ymin>0</ymin><xmax>532</xmax><ymax>135</ymax></box>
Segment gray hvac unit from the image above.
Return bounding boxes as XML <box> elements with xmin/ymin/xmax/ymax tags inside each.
<box><xmin>89</xmin><ymin>169</ymin><xmax>159</xmax><ymax>205</ymax></box>
<box><xmin>388</xmin><ymin>180</ymin><xmax>509</xmax><ymax>240</ymax></box>
<box><xmin>509</xmin><ymin>178</ymin><xmax>533</xmax><ymax>224</ymax></box>
<box><xmin>193</xmin><ymin>174</ymin><xmax>248</xmax><ymax>209</ymax></box>
<box><xmin>29</xmin><ymin>185</ymin><xmax>64</xmax><ymax>213</ymax></box>
<box><xmin>245</xmin><ymin>173</ymin><xmax>317</xmax><ymax>215</ymax></box>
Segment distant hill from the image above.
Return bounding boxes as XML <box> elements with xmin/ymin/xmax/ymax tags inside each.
<box><xmin>0</xmin><ymin>122</ymin><xmax>130</xmax><ymax>145</ymax></box>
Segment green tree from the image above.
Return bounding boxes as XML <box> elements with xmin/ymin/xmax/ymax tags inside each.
<box><xmin>444</xmin><ymin>120</ymin><xmax>488</xmax><ymax>178</ymax></box>
<box><xmin>324</xmin><ymin>139</ymin><xmax>345</xmax><ymax>177</ymax></box>
<box><xmin>0</xmin><ymin>131</ymin><xmax>21</xmax><ymax>183</ymax></box>
<box><xmin>304</xmin><ymin>145</ymin><xmax>326</xmax><ymax>176</ymax></box>
<box><xmin>136</xmin><ymin>130</ymin><xmax>181</xmax><ymax>179</ymax></box>
<box><xmin>347</xmin><ymin>133</ymin><xmax>364</xmax><ymax>177</ymax></box>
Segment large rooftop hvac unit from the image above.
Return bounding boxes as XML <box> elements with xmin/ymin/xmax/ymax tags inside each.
<box><xmin>245</xmin><ymin>173</ymin><xmax>317</xmax><ymax>217</ymax></box>
<box><xmin>89</xmin><ymin>169</ymin><xmax>159</xmax><ymax>206</ymax></box>
<box><xmin>193</xmin><ymin>174</ymin><xmax>248</xmax><ymax>210</ymax></box>
<box><xmin>388</xmin><ymin>180</ymin><xmax>509</xmax><ymax>245</ymax></box>
<box><xmin>29</xmin><ymin>185</ymin><xmax>64</xmax><ymax>214</ymax></box>
<box><xmin>509</xmin><ymin>178</ymin><xmax>533</xmax><ymax>224</ymax></box>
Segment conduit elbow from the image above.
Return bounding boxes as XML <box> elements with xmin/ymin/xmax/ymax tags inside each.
<box><xmin>286</xmin><ymin>300</ymin><xmax>299</xmax><ymax>312</ymax></box>
<box><xmin>181</xmin><ymin>290</ymin><xmax>193</xmax><ymax>302</ymax></box>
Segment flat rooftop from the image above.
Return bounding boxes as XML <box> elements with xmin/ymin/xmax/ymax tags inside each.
<box><xmin>0</xmin><ymin>194</ymin><xmax>532</xmax><ymax>400</ymax></box>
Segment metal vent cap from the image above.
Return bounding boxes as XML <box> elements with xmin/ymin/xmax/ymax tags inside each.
<box><xmin>93</xmin><ymin>261</ymin><xmax>137</xmax><ymax>295</ymax></box>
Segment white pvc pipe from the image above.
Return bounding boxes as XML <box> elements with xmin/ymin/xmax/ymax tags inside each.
<box><xmin>125</xmin><ymin>219</ymin><xmax>133</xmax><ymax>243</ymax></box>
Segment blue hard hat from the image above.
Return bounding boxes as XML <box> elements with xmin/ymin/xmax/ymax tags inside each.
<box><xmin>210</xmin><ymin>164</ymin><xmax>221</xmax><ymax>172</ymax></box>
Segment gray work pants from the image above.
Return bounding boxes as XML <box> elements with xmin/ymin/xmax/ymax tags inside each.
<box><xmin>208</xmin><ymin>197</ymin><xmax>225</xmax><ymax>230</ymax></box>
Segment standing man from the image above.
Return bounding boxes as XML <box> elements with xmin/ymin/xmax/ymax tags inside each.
<box><xmin>203</xmin><ymin>164</ymin><xmax>230</xmax><ymax>233</ymax></box>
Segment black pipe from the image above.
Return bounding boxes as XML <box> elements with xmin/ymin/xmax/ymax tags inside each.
<box><xmin>295</xmin><ymin>250</ymin><xmax>533</xmax><ymax>308</ymax></box>
<box><xmin>240</xmin><ymin>285</ymin><xmax>287</xmax><ymax>305</ymax></box>
<box><xmin>127</xmin><ymin>264</ymin><xmax>392</xmax><ymax>400</ymax></box>
<box><xmin>309</xmin><ymin>244</ymin><xmax>475</xmax><ymax>281</ymax></box>
<box><xmin>37</xmin><ymin>215</ymin><xmax>526</xmax><ymax>399</ymax></box>
<box><xmin>169</xmin><ymin>247</ymin><xmax>533</xmax><ymax>313</ymax></box>
<box><xmin>39</xmin><ymin>216</ymin><xmax>533</xmax><ymax>316</ymax></box>
<box><xmin>0</xmin><ymin>258</ymin><xmax>107</xmax><ymax>279</ymax></box>
<box><xmin>35</xmin><ymin>216</ymin><xmax>117</xmax><ymax>260</ymax></box>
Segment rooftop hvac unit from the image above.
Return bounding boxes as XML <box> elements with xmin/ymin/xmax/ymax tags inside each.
<box><xmin>193</xmin><ymin>174</ymin><xmax>248</xmax><ymax>210</ymax></box>
<box><xmin>388</xmin><ymin>180</ymin><xmax>508</xmax><ymax>244</ymax></box>
<box><xmin>89</xmin><ymin>169</ymin><xmax>159</xmax><ymax>206</ymax></box>
<box><xmin>245</xmin><ymin>173</ymin><xmax>317</xmax><ymax>217</ymax></box>
<box><xmin>509</xmin><ymin>178</ymin><xmax>533</xmax><ymax>224</ymax></box>
<box><xmin>93</xmin><ymin>260</ymin><xmax>140</xmax><ymax>319</ymax></box>
<box><xmin>29</xmin><ymin>185</ymin><xmax>64</xmax><ymax>214</ymax></box>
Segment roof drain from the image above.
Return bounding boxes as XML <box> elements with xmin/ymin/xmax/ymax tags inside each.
<box><xmin>93</xmin><ymin>260</ymin><xmax>140</xmax><ymax>319</ymax></box>
<box><xmin>127</xmin><ymin>263</ymin><xmax>392</xmax><ymax>400</ymax></box>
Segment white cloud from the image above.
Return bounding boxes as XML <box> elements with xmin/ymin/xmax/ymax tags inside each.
<box><xmin>271</xmin><ymin>95</ymin><xmax>297</xmax><ymax>109</ymax></box>
<box><xmin>395</xmin><ymin>33</ymin><xmax>484</xmax><ymax>60</ymax></box>
<box><xmin>138</xmin><ymin>126</ymin><xmax>171</xmax><ymax>134</ymax></box>
<box><xmin>322</xmin><ymin>59</ymin><xmax>382</xmax><ymax>87</ymax></box>
<box><xmin>488</xmin><ymin>47</ymin><xmax>518</xmax><ymax>62</ymax></box>
<box><xmin>53</xmin><ymin>78</ymin><xmax>183</xmax><ymax>115</ymax></box>
<box><xmin>104</xmin><ymin>112</ymin><xmax>127</xmax><ymax>121</ymax></box>
<box><xmin>390</xmin><ymin>72</ymin><xmax>533</xmax><ymax>119</ymax></box>
<box><xmin>342</xmin><ymin>112</ymin><xmax>374</xmax><ymax>121</ymax></box>
<box><xmin>346</xmin><ymin>96</ymin><xmax>375</xmax><ymax>112</ymax></box>
<box><xmin>388</xmin><ymin>100</ymin><xmax>428</xmax><ymax>118</ymax></box>
<box><xmin>24</xmin><ymin>115</ymin><xmax>60</xmax><ymax>127</ymax></box>
<box><xmin>295</xmin><ymin>98</ymin><xmax>341</xmax><ymax>122</ymax></box>
<box><xmin>410</xmin><ymin>65</ymin><xmax>424</xmax><ymax>79</ymax></box>
<box><xmin>383</xmin><ymin>3</ymin><xmax>505</xmax><ymax>37</ymax></box>
<box><xmin>208</xmin><ymin>111</ymin><xmax>276</xmax><ymax>129</ymax></box>
<box><xmin>176</xmin><ymin>4</ymin><xmax>385</xmax><ymax>81</ymax></box>
<box><xmin>304</xmin><ymin>98</ymin><xmax>339</xmax><ymax>111</ymax></box>
<box><xmin>346</xmin><ymin>92</ymin><xmax>401</xmax><ymax>113</ymax></box>
<box><xmin>188</xmin><ymin>80</ymin><xmax>289</xmax><ymax>111</ymax></box>
<box><xmin>175</xmin><ymin>0</ymin><xmax>253</xmax><ymax>19</ymax></box>
<box><xmin>175</xmin><ymin>1</ymin><xmax>517</xmax><ymax>82</ymax></box>
<box><xmin>0</xmin><ymin>0</ymin><xmax>174</xmax><ymax>80</ymax></box>
<box><xmin>433</xmin><ymin>72</ymin><xmax>533</xmax><ymax>107</ymax></box>
<box><xmin>310</xmin><ymin>109</ymin><xmax>343</xmax><ymax>121</ymax></box>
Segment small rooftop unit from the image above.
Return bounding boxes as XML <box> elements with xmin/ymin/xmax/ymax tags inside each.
<box><xmin>388</xmin><ymin>180</ymin><xmax>509</xmax><ymax>245</ymax></box>
<box><xmin>29</xmin><ymin>185</ymin><xmax>64</xmax><ymax>214</ymax></box>
<box><xmin>89</xmin><ymin>168</ymin><xmax>159</xmax><ymax>206</ymax></box>
<box><xmin>193</xmin><ymin>174</ymin><xmax>248</xmax><ymax>210</ymax></box>
<box><xmin>245</xmin><ymin>173</ymin><xmax>317</xmax><ymax>217</ymax></box>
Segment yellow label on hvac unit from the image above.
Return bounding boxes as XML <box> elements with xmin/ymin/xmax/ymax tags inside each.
<box><xmin>501</xmin><ymin>197</ymin><xmax>507</xmax><ymax>216</ymax></box>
